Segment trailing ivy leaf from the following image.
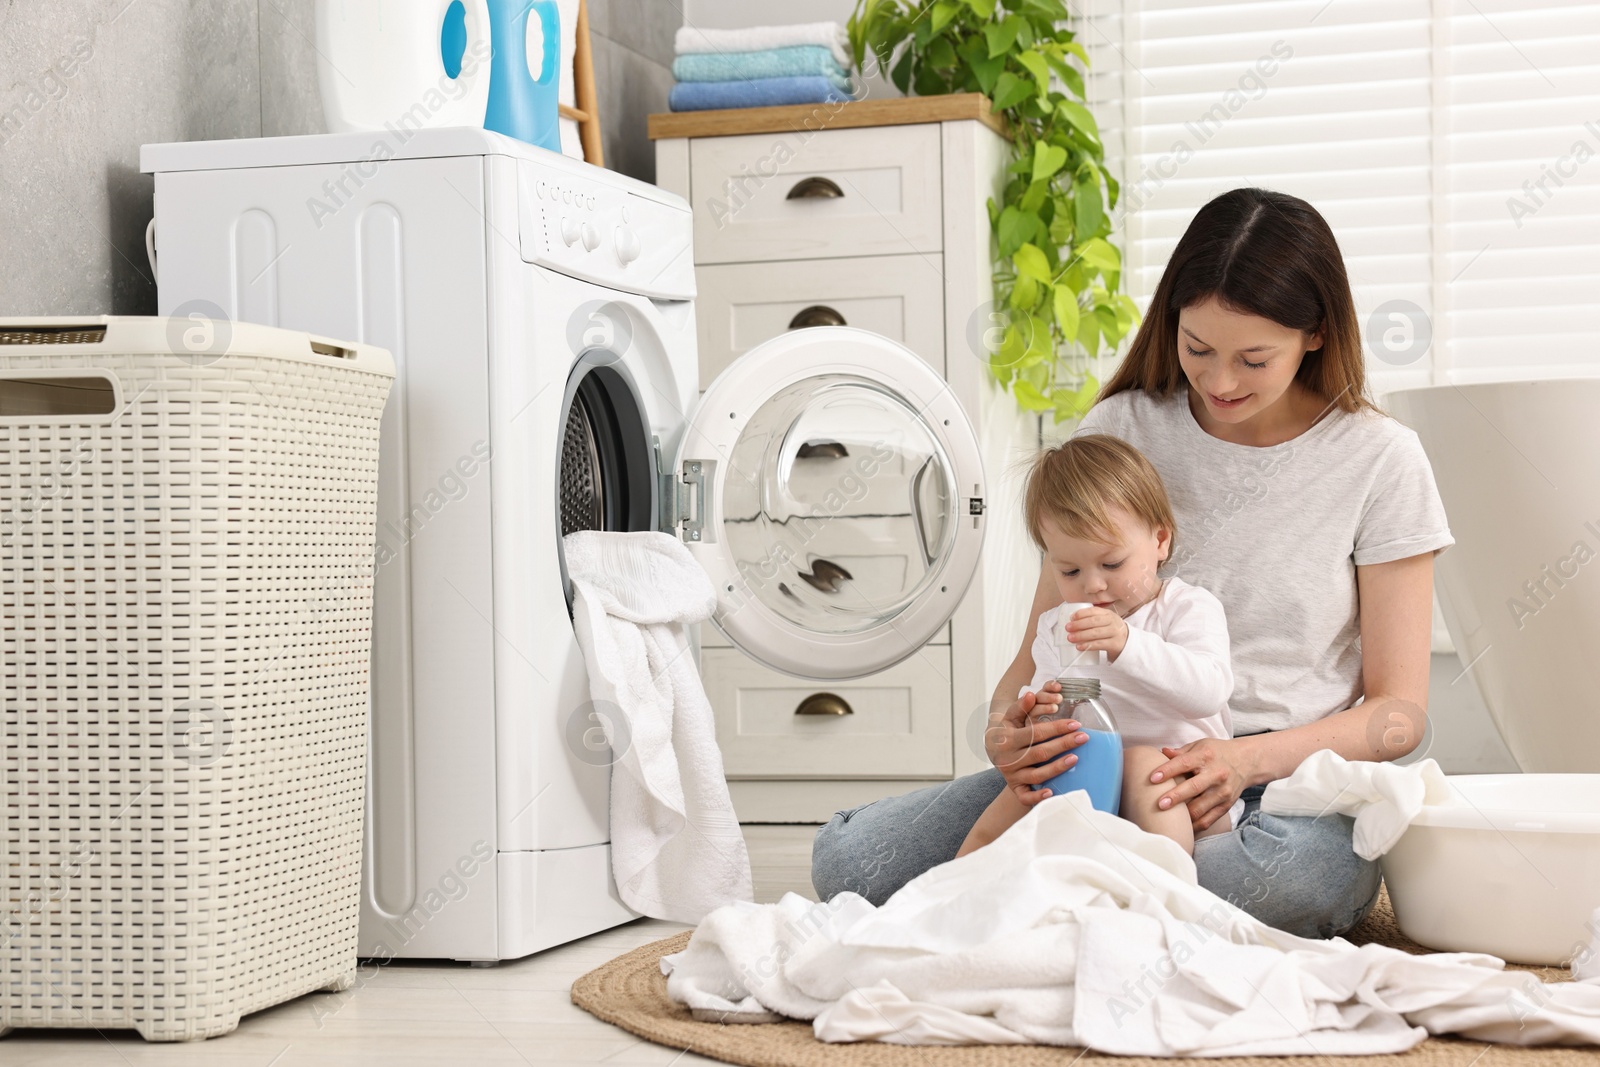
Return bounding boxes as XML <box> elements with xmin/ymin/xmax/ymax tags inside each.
<box><xmin>1052</xmin><ymin>282</ymin><xmax>1080</xmax><ymax>338</ymax></box>
<box><xmin>1052</xmin><ymin>374</ymin><xmax>1099</xmax><ymax>422</ymax></box>
<box><xmin>963</xmin><ymin>0</ymin><xmax>995</xmax><ymax>15</ymax></box>
<box><xmin>1021</xmin><ymin>0</ymin><xmax>1070</xmax><ymax>20</ymax></box>
<box><xmin>957</xmin><ymin>34</ymin><xmax>1005</xmax><ymax>94</ymax></box>
<box><xmin>930</xmin><ymin>0</ymin><xmax>960</xmax><ymax>33</ymax></box>
<box><xmin>1111</xmin><ymin>294</ymin><xmax>1138</xmax><ymax>338</ymax></box>
<box><xmin>984</xmin><ymin>19</ymin><xmax>1021</xmax><ymax>58</ymax></box>
<box><xmin>1026</xmin><ymin>313</ymin><xmax>1054</xmax><ymax>357</ymax></box>
<box><xmin>1095</xmin><ymin>304</ymin><xmax>1121</xmax><ymax>343</ymax></box>
<box><xmin>1054</xmin><ymin>99</ymin><xmax>1100</xmax><ymax>142</ymax></box>
<box><xmin>1013</xmin><ymin>242</ymin><xmax>1052</xmax><ymax>285</ymax></box>
<box><xmin>1010</xmin><ymin>15</ymin><xmax>1034</xmax><ymax>51</ymax></box>
<box><xmin>1073</xmin><ymin>169</ymin><xmax>1105</xmax><ymax>238</ymax></box>
<box><xmin>991</xmin><ymin>71</ymin><xmax>1035</xmax><ymax>110</ymax></box>
<box><xmin>1075</xmin><ymin>236</ymin><xmax>1121</xmax><ymax>273</ymax></box>
<box><xmin>1019</xmin><ymin>179</ymin><xmax>1049</xmax><ymax>213</ymax></box>
<box><xmin>1016</xmin><ymin>49</ymin><xmax>1050</xmax><ymax>91</ymax></box>
<box><xmin>1030</xmin><ymin>141</ymin><xmax>1068</xmax><ymax>184</ymax></box>
<box><xmin>926</xmin><ymin>34</ymin><xmax>958</xmax><ymax>70</ymax></box>
<box><xmin>1012</xmin><ymin>380</ymin><xmax>1053</xmax><ymax>412</ymax></box>
<box><xmin>996</xmin><ymin>205</ymin><xmax>1036</xmax><ymax>256</ymax></box>
<box><xmin>1010</xmin><ymin>272</ymin><xmax>1039</xmax><ymax>309</ymax></box>
<box><xmin>890</xmin><ymin>47</ymin><xmax>914</xmax><ymax>93</ymax></box>
<box><xmin>996</xmin><ymin>323</ymin><xmax>1025</xmax><ymax>372</ymax></box>
<box><xmin>914</xmin><ymin>62</ymin><xmax>950</xmax><ymax>96</ymax></box>
<box><xmin>1058</xmin><ymin>40</ymin><xmax>1090</xmax><ymax>66</ymax></box>
<box><xmin>1077</xmin><ymin>305</ymin><xmax>1100</xmax><ymax>354</ymax></box>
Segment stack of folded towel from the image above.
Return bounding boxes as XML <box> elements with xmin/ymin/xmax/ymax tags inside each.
<box><xmin>669</xmin><ymin>22</ymin><xmax>857</xmax><ymax>112</ymax></box>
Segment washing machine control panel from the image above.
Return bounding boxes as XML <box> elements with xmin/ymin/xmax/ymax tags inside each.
<box><xmin>516</xmin><ymin>159</ymin><xmax>695</xmax><ymax>300</ymax></box>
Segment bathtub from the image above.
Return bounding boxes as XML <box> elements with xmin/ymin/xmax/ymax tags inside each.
<box><xmin>1386</xmin><ymin>380</ymin><xmax>1600</xmax><ymax>774</ymax></box>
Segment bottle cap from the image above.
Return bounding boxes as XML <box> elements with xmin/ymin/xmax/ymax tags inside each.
<box><xmin>1055</xmin><ymin>602</ymin><xmax>1104</xmax><ymax>668</ymax></box>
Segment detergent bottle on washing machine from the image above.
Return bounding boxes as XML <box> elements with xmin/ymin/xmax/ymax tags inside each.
<box><xmin>483</xmin><ymin>0</ymin><xmax>563</xmax><ymax>151</ymax></box>
<box><xmin>314</xmin><ymin>0</ymin><xmax>494</xmax><ymax>134</ymax></box>
<box><xmin>1031</xmin><ymin>603</ymin><xmax>1123</xmax><ymax>813</ymax></box>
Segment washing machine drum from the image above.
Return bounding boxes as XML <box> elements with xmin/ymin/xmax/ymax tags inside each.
<box><xmin>556</xmin><ymin>354</ymin><xmax>655</xmax><ymax>609</ymax></box>
<box><xmin>558</xmin><ymin>391</ymin><xmax>605</xmax><ymax>534</ymax></box>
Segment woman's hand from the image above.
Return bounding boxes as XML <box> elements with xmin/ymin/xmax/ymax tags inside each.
<box><xmin>984</xmin><ymin>682</ymin><xmax>1090</xmax><ymax>807</ymax></box>
<box><xmin>1149</xmin><ymin>738</ymin><xmax>1252</xmax><ymax>831</ymax></box>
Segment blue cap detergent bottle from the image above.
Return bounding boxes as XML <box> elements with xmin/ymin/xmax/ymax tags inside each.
<box><xmin>484</xmin><ymin>0</ymin><xmax>563</xmax><ymax>151</ymax></box>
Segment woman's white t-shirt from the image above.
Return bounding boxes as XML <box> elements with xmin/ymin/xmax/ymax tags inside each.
<box><xmin>1076</xmin><ymin>389</ymin><xmax>1454</xmax><ymax>735</ymax></box>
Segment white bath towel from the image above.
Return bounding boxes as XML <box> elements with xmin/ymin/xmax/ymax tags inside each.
<box><xmin>662</xmin><ymin>790</ymin><xmax>1600</xmax><ymax>1054</ymax></box>
<box><xmin>565</xmin><ymin>530</ymin><xmax>752</xmax><ymax>924</ymax></box>
<box><xmin>1259</xmin><ymin>750</ymin><xmax>1458</xmax><ymax>859</ymax></box>
<box><xmin>674</xmin><ymin>22</ymin><xmax>852</xmax><ymax>70</ymax></box>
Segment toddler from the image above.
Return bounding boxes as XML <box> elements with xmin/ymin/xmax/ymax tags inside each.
<box><xmin>957</xmin><ymin>434</ymin><xmax>1241</xmax><ymax>856</ymax></box>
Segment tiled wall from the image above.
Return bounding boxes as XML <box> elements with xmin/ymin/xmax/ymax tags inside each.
<box><xmin>0</xmin><ymin>0</ymin><xmax>679</xmax><ymax>317</ymax></box>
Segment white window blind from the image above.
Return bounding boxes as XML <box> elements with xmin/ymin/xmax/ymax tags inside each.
<box><xmin>1075</xmin><ymin>0</ymin><xmax>1600</xmax><ymax>392</ymax></box>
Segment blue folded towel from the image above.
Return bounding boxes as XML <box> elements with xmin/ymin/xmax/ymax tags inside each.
<box><xmin>672</xmin><ymin>46</ymin><xmax>852</xmax><ymax>92</ymax></box>
<box><xmin>668</xmin><ymin>76</ymin><xmax>852</xmax><ymax>112</ymax></box>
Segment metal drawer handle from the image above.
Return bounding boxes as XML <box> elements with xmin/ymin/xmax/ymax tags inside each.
<box><xmin>798</xmin><ymin>557</ymin><xmax>853</xmax><ymax>593</ymax></box>
<box><xmin>788</xmin><ymin>304</ymin><xmax>847</xmax><ymax>329</ymax></box>
<box><xmin>796</xmin><ymin>692</ymin><xmax>853</xmax><ymax>716</ymax></box>
<box><xmin>786</xmin><ymin>176</ymin><xmax>844</xmax><ymax>200</ymax></box>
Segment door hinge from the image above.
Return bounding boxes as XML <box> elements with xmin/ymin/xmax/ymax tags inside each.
<box><xmin>655</xmin><ymin>438</ymin><xmax>707</xmax><ymax>541</ymax></box>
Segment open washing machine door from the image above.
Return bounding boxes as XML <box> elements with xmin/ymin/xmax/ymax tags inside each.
<box><xmin>666</xmin><ymin>326</ymin><xmax>985</xmax><ymax>680</ymax></box>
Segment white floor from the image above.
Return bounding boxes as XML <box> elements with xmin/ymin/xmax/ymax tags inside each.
<box><xmin>2</xmin><ymin>826</ymin><xmax>821</xmax><ymax>1067</ymax></box>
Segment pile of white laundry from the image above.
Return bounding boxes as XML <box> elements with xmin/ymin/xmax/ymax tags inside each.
<box><xmin>664</xmin><ymin>756</ymin><xmax>1600</xmax><ymax>1055</ymax></box>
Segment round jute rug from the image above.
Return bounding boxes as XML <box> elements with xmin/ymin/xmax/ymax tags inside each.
<box><xmin>570</xmin><ymin>889</ymin><xmax>1592</xmax><ymax>1067</ymax></box>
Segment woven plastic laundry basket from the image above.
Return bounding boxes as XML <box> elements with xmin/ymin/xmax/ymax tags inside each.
<box><xmin>0</xmin><ymin>316</ymin><xmax>394</xmax><ymax>1041</ymax></box>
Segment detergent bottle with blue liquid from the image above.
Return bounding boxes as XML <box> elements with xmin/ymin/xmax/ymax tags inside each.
<box><xmin>484</xmin><ymin>0</ymin><xmax>563</xmax><ymax>152</ymax></box>
<box><xmin>1032</xmin><ymin>607</ymin><xmax>1123</xmax><ymax>813</ymax></box>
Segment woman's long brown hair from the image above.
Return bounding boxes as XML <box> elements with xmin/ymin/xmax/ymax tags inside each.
<box><xmin>1100</xmin><ymin>188</ymin><xmax>1374</xmax><ymax>413</ymax></box>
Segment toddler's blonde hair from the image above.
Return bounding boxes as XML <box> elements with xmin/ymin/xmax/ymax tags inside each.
<box><xmin>1023</xmin><ymin>434</ymin><xmax>1178</xmax><ymax>559</ymax></box>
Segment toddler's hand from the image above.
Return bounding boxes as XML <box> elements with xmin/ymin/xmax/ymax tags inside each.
<box><xmin>1065</xmin><ymin>606</ymin><xmax>1129</xmax><ymax>661</ymax></box>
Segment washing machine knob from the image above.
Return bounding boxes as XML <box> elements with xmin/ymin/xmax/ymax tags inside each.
<box><xmin>580</xmin><ymin>221</ymin><xmax>600</xmax><ymax>252</ymax></box>
<box><xmin>560</xmin><ymin>217</ymin><xmax>581</xmax><ymax>247</ymax></box>
<box><xmin>614</xmin><ymin>225</ymin><xmax>641</xmax><ymax>265</ymax></box>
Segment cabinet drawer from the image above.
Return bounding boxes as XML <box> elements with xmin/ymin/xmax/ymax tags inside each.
<box><xmin>689</xmin><ymin>124</ymin><xmax>943</xmax><ymax>264</ymax></box>
<box><xmin>703</xmin><ymin>646</ymin><xmax>953</xmax><ymax>778</ymax></box>
<box><xmin>694</xmin><ymin>254</ymin><xmax>946</xmax><ymax>388</ymax></box>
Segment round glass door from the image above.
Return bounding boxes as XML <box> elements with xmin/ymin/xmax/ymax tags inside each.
<box><xmin>677</xmin><ymin>327</ymin><xmax>985</xmax><ymax>680</ymax></box>
<box><xmin>723</xmin><ymin>373</ymin><xmax>956</xmax><ymax>634</ymax></box>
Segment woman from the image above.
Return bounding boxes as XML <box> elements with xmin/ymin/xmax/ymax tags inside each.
<box><xmin>809</xmin><ymin>188</ymin><xmax>1453</xmax><ymax>938</ymax></box>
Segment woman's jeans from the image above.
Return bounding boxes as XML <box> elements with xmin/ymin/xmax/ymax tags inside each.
<box><xmin>810</xmin><ymin>768</ymin><xmax>1382</xmax><ymax>939</ymax></box>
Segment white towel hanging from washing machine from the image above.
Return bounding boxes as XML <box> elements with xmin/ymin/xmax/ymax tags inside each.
<box><xmin>565</xmin><ymin>530</ymin><xmax>754</xmax><ymax>923</ymax></box>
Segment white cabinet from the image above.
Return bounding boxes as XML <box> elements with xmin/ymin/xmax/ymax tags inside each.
<box><xmin>653</xmin><ymin>95</ymin><xmax>1040</xmax><ymax>822</ymax></box>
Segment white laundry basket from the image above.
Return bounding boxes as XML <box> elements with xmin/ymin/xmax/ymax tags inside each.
<box><xmin>0</xmin><ymin>316</ymin><xmax>394</xmax><ymax>1041</ymax></box>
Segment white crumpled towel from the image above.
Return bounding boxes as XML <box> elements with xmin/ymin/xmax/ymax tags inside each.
<box><xmin>662</xmin><ymin>789</ymin><xmax>1600</xmax><ymax>1055</ymax></box>
<box><xmin>565</xmin><ymin>530</ymin><xmax>752</xmax><ymax>924</ymax></box>
<box><xmin>1259</xmin><ymin>750</ymin><xmax>1458</xmax><ymax>859</ymax></box>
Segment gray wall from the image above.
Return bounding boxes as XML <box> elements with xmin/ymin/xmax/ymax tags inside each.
<box><xmin>0</xmin><ymin>0</ymin><xmax>679</xmax><ymax>318</ymax></box>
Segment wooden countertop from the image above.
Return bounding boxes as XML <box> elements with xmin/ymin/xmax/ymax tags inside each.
<box><xmin>647</xmin><ymin>92</ymin><xmax>1007</xmax><ymax>140</ymax></box>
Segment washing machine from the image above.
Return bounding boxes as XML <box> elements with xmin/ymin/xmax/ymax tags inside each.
<box><xmin>140</xmin><ymin>128</ymin><xmax>989</xmax><ymax>962</ymax></box>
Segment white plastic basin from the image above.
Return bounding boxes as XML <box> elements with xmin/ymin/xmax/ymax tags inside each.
<box><xmin>1381</xmin><ymin>774</ymin><xmax>1600</xmax><ymax>965</ymax></box>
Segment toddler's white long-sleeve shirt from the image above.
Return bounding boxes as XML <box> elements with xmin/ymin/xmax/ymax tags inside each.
<box><xmin>1025</xmin><ymin>576</ymin><xmax>1234</xmax><ymax>749</ymax></box>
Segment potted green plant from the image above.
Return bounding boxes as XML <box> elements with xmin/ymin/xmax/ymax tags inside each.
<box><xmin>849</xmin><ymin>0</ymin><xmax>1138</xmax><ymax>422</ymax></box>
